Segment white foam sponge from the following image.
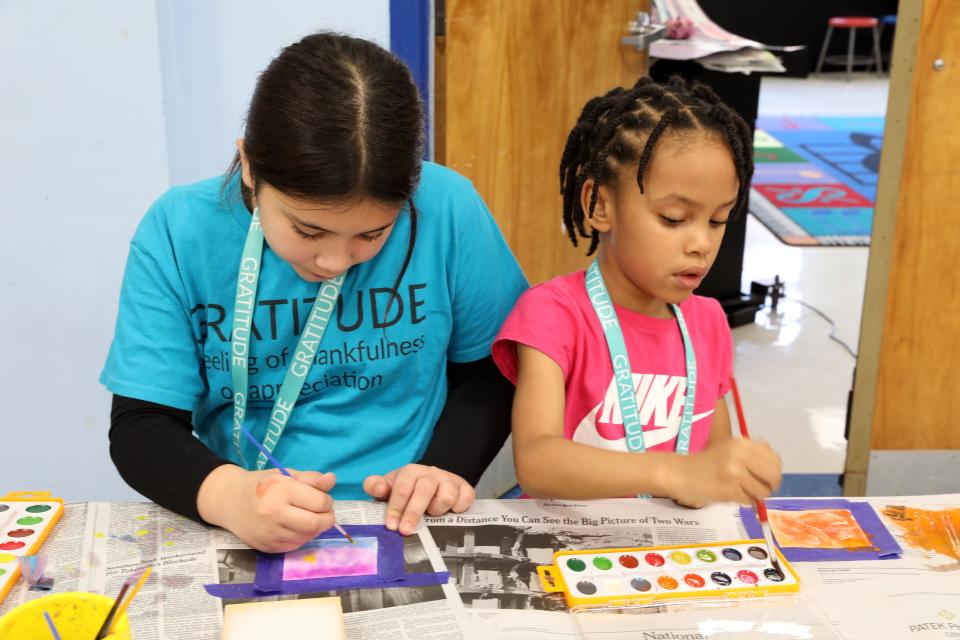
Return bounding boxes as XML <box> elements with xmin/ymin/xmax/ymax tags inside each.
<box><xmin>221</xmin><ymin>596</ymin><xmax>345</xmax><ymax>639</ymax></box>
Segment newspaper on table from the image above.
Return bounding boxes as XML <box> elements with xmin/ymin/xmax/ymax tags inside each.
<box><xmin>425</xmin><ymin>498</ymin><xmax>750</xmax><ymax>638</ymax></box>
<box><xmin>651</xmin><ymin>0</ymin><xmax>797</xmax><ymax>74</ymax></box>
<box><xmin>0</xmin><ymin>501</ymin><xmax>471</xmax><ymax>640</ymax></box>
<box><xmin>2</xmin><ymin>495</ymin><xmax>958</xmax><ymax>639</ymax></box>
<box><xmin>423</xmin><ymin>496</ymin><xmax>960</xmax><ymax>640</ymax></box>
<box><xmin>801</xmin><ymin>494</ymin><xmax>960</xmax><ymax>640</ymax></box>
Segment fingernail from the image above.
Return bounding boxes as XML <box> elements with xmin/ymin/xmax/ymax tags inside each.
<box><xmin>386</xmin><ymin>517</ymin><xmax>398</xmax><ymax>530</ymax></box>
<box><xmin>400</xmin><ymin>521</ymin><xmax>414</xmax><ymax>535</ymax></box>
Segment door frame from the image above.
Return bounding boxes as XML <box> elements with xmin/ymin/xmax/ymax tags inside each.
<box><xmin>390</xmin><ymin>0</ymin><xmax>435</xmax><ymax>159</ymax></box>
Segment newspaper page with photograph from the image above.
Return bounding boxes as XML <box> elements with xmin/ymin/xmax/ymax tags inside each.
<box><xmin>1</xmin><ymin>500</ymin><xmax>471</xmax><ymax>640</ymax></box>
<box><xmin>424</xmin><ymin>497</ymin><xmax>960</xmax><ymax>640</ymax></box>
<box><xmin>423</xmin><ymin>498</ymin><xmax>747</xmax><ymax>638</ymax></box>
<box><xmin>4</xmin><ymin>495</ymin><xmax>957</xmax><ymax>639</ymax></box>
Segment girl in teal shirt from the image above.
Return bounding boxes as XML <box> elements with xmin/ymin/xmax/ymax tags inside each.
<box><xmin>102</xmin><ymin>32</ymin><xmax>527</xmax><ymax>552</ymax></box>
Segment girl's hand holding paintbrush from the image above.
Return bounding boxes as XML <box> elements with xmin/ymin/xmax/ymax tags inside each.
<box><xmin>662</xmin><ymin>390</ymin><xmax>782</xmax><ymax>509</ymax></box>
<box><xmin>197</xmin><ymin>465</ymin><xmax>337</xmax><ymax>553</ymax></box>
<box><xmin>667</xmin><ymin>438</ymin><xmax>782</xmax><ymax>509</ymax></box>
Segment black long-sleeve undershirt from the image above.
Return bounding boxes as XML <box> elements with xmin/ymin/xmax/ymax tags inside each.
<box><xmin>109</xmin><ymin>356</ymin><xmax>513</xmax><ymax>523</ymax></box>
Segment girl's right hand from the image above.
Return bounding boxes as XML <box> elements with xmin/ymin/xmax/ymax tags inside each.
<box><xmin>198</xmin><ymin>464</ymin><xmax>337</xmax><ymax>552</ymax></box>
<box><xmin>668</xmin><ymin>439</ymin><xmax>782</xmax><ymax>509</ymax></box>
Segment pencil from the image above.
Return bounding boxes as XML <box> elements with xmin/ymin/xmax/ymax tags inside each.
<box><xmin>240</xmin><ymin>425</ymin><xmax>354</xmax><ymax>544</ymax></box>
<box><xmin>106</xmin><ymin>567</ymin><xmax>153</xmax><ymax>636</ymax></box>
<box><xmin>729</xmin><ymin>376</ymin><xmax>782</xmax><ymax>573</ymax></box>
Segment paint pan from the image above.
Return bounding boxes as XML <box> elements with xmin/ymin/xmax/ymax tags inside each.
<box><xmin>0</xmin><ymin>492</ymin><xmax>64</xmax><ymax>605</ymax></box>
<box><xmin>537</xmin><ymin>539</ymin><xmax>798</xmax><ymax>608</ymax></box>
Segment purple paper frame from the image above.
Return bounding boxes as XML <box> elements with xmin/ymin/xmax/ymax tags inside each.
<box><xmin>204</xmin><ymin>525</ymin><xmax>450</xmax><ymax>599</ymax></box>
<box><xmin>739</xmin><ymin>499</ymin><xmax>902</xmax><ymax>562</ymax></box>
<box><xmin>205</xmin><ymin>570</ymin><xmax>451</xmax><ymax>599</ymax></box>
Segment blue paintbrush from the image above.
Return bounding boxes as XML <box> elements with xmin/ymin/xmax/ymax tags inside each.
<box><xmin>43</xmin><ymin>611</ymin><xmax>61</xmax><ymax>640</ymax></box>
<box><xmin>239</xmin><ymin>426</ymin><xmax>354</xmax><ymax>543</ymax></box>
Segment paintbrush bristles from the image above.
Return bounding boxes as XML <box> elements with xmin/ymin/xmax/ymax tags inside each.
<box><xmin>334</xmin><ymin>524</ymin><xmax>355</xmax><ymax>544</ymax></box>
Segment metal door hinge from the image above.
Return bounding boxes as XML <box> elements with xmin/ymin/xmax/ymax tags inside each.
<box><xmin>621</xmin><ymin>12</ymin><xmax>665</xmax><ymax>51</ymax></box>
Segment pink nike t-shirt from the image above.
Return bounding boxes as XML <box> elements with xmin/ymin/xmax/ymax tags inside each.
<box><xmin>493</xmin><ymin>271</ymin><xmax>733</xmax><ymax>454</ymax></box>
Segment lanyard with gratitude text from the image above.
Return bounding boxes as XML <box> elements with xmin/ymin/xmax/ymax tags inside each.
<box><xmin>230</xmin><ymin>208</ymin><xmax>346</xmax><ymax>470</ymax></box>
<box><xmin>584</xmin><ymin>259</ymin><xmax>697</xmax><ymax>459</ymax></box>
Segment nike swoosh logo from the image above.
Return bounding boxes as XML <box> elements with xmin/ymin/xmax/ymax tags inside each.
<box><xmin>572</xmin><ymin>408</ymin><xmax>715</xmax><ymax>451</ymax></box>
<box><xmin>692</xmin><ymin>410</ymin><xmax>714</xmax><ymax>423</ymax></box>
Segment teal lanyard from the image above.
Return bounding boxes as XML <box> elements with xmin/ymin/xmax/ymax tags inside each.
<box><xmin>231</xmin><ymin>208</ymin><xmax>346</xmax><ymax>470</ymax></box>
<box><xmin>584</xmin><ymin>260</ymin><xmax>697</xmax><ymax>457</ymax></box>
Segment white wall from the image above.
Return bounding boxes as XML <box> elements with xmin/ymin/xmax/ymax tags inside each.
<box><xmin>0</xmin><ymin>1</ymin><xmax>389</xmax><ymax>501</ymax></box>
<box><xmin>156</xmin><ymin>0</ymin><xmax>389</xmax><ymax>185</ymax></box>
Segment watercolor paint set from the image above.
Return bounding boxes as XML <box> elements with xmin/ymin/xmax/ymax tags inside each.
<box><xmin>537</xmin><ymin>539</ymin><xmax>799</xmax><ymax>608</ymax></box>
<box><xmin>0</xmin><ymin>491</ymin><xmax>64</xmax><ymax>604</ymax></box>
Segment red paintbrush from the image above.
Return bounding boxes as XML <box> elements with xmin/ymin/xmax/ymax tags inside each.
<box><xmin>730</xmin><ymin>376</ymin><xmax>782</xmax><ymax>573</ymax></box>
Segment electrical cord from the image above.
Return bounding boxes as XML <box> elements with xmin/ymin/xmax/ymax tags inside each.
<box><xmin>759</xmin><ymin>276</ymin><xmax>858</xmax><ymax>358</ymax></box>
<box><xmin>791</xmin><ymin>299</ymin><xmax>858</xmax><ymax>359</ymax></box>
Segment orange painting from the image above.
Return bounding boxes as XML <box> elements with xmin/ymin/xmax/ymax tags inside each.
<box><xmin>880</xmin><ymin>506</ymin><xmax>960</xmax><ymax>561</ymax></box>
<box><xmin>768</xmin><ymin>509</ymin><xmax>873</xmax><ymax>549</ymax></box>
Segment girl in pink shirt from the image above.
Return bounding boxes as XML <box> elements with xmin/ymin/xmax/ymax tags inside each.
<box><xmin>493</xmin><ymin>77</ymin><xmax>782</xmax><ymax>507</ymax></box>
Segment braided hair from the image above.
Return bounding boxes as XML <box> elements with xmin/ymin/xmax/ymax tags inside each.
<box><xmin>560</xmin><ymin>76</ymin><xmax>753</xmax><ymax>255</ymax></box>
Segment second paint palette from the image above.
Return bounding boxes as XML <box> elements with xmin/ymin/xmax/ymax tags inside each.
<box><xmin>0</xmin><ymin>492</ymin><xmax>64</xmax><ymax>604</ymax></box>
<box><xmin>537</xmin><ymin>539</ymin><xmax>799</xmax><ymax>608</ymax></box>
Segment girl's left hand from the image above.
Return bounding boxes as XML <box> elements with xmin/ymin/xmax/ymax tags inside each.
<box><xmin>363</xmin><ymin>464</ymin><xmax>475</xmax><ymax>535</ymax></box>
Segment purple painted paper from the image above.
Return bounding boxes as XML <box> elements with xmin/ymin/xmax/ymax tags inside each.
<box><xmin>248</xmin><ymin>526</ymin><xmax>404</xmax><ymax>594</ymax></box>
<box><xmin>740</xmin><ymin>499</ymin><xmax>902</xmax><ymax>562</ymax></box>
<box><xmin>284</xmin><ymin>537</ymin><xmax>378</xmax><ymax>580</ymax></box>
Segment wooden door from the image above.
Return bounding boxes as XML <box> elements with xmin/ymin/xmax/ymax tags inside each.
<box><xmin>845</xmin><ymin>0</ymin><xmax>960</xmax><ymax>494</ymax></box>
<box><xmin>437</xmin><ymin>0</ymin><xmax>650</xmax><ymax>285</ymax></box>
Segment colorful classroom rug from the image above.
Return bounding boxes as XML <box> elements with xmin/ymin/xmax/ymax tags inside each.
<box><xmin>750</xmin><ymin>116</ymin><xmax>884</xmax><ymax>247</ymax></box>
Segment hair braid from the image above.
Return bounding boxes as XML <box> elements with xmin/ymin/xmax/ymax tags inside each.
<box><xmin>635</xmin><ymin>108</ymin><xmax>678</xmax><ymax>195</ymax></box>
<box><xmin>559</xmin><ymin>75</ymin><xmax>754</xmax><ymax>256</ymax></box>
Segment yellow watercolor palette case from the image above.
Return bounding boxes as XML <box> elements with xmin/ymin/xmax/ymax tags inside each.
<box><xmin>537</xmin><ymin>539</ymin><xmax>799</xmax><ymax>608</ymax></box>
<box><xmin>0</xmin><ymin>491</ymin><xmax>64</xmax><ymax>604</ymax></box>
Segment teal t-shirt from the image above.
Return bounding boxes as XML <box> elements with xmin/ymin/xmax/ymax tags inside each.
<box><xmin>101</xmin><ymin>162</ymin><xmax>528</xmax><ymax>497</ymax></box>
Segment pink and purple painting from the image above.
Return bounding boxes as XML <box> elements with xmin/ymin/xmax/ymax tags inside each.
<box><xmin>282</xmin><ymin>537</ymin><xmax>378</xmax><ymax>581</ymax></box>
